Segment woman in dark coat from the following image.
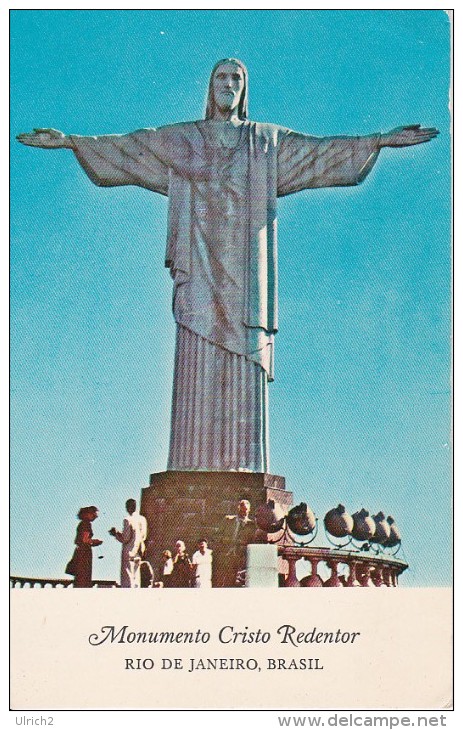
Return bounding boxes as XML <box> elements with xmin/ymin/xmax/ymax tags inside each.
<box><xmin>70</xmin><ymin>506</ymin><xmax>103</xmax><ymax>587</ymax></box>
<box><xmin>171</xmin><ymin>540</ymin><xmax>192</xmax><ymax>588</ymax></box>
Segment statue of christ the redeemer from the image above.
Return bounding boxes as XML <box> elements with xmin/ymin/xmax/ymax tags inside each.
<box><xmin>17</xmin><ymin>58</ymin><xmax>438</xmax><ymax>474</ymax></box>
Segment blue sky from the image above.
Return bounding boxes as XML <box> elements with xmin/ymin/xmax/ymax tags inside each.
<box><xmin>10</xmin><ymin>10</ymin><xmax>451</xmax><ymax>585</ymax></box>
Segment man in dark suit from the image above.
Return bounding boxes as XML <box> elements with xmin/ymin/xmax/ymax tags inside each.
<box><xmin>216</xmin><ymin>499</ymin><xmax>256</xmax><ymax>587</ymax></box>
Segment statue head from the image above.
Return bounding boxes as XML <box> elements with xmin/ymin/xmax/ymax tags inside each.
<box><xmin>205</xmin><ymin>58</ymin><xmax>249</xmax><ymax>120</ymax></box>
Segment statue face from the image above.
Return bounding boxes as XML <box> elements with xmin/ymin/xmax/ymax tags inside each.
<box><xmin>211</xmin><ymin>63</ymin><xmax>245</xmax><ymax>115</ymax></box>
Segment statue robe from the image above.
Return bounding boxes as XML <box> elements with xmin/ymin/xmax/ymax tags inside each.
<box><xmin>71</xmin><ymin>121</ymin><xmax>380</xmax><ymax>472</ymax></box>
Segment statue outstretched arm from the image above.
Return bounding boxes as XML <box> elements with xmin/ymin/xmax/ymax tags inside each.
<box><xmin>277</xmin><ymin>123</ymin><xmax>439</xmax><ymax>196</ymax></box>
<box><xmin>16</xmin><ymin>128</ymin><xmax>75</xmax><ymax>149</ymax></box>
<box><xmin>17</xmin><ymin>127</ymin><xmax>170</xmax><ymax>195</ymax></box>
<box><xmin>277</xmin><ymin>130</ymin><xmax>382</xmax><ymax>196</ymax></box>
<box><xmin>379</xmin><ymin>125</ymin><xmax>439</xmax><ymax>148</ymax></box>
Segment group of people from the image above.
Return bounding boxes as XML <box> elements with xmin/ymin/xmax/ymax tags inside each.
<box><xmin>66</xmin><ymin>499</ymin><xmax>148</xmax><ymax>588</ymax></box>
<box><xmin>67</xmin><ymin>498</ymin><xmax>257</xmax><ymax>588</ymax></box>
<box><xmin>158</xmin><ymin>499</ymin><xmax>255</xmax><ymax>588</ymax></box>
<box><xmin>158</xmin><ymin>539</ymin><xmax>213</xmax><ymax>588</ymax></box>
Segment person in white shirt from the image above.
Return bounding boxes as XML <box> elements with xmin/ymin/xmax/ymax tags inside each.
<box><xmin>109</xmin><ymin>499</ymin><xmax>148</xmax><ymax>587</ymax></box>
<box><xmin>158</xmin><ymin>549</ymin><xmax>174</xmax><ymax>587</ymax></box>
<box><xmin>191</xmin><ymin>539</ymin><xmax>213</xmax><ymax>588</ymax></box>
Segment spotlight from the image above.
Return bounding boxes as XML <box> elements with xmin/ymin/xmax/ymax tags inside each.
<box><xmin>287</xmin><ymin>503</ymin><xmax>316</xmax><ymax>536</ymax></box>
<box><xmin>255</xmin><ymin>499</ymin><xmax>285</xmax><ymax>533</ymax></box>
<box><xmin>351</xmin><ymin>509</ymin><xmax>376</xmax><ymax>541</ymax></box>
<box><xmin>383</xmin><ymin>516</ymin><xmax>401</xmax><ymax>548</ymax></box>
<box><xmin>324</xmin><ymin>504</ymin><xmax>354</xmax><ymax>538</ymax></box>
<box><xmin>370</xmin><ymin>512</ymin><xmax>391</xmax><ymax>545</ymax></box>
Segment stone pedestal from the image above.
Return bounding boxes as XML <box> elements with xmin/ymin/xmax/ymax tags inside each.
<box><xmin>246</xmin><ymin>544</ymin><xmax>279</xmax><ymax>587</ymax></box>
<box><xmin>140</xmin><ymin>470</ymin><xmax>293</xmax><ymax>586</ymax></box>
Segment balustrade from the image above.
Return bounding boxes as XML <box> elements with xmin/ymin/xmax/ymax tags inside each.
<box><xmin>11</xmin><ymin>547</ymin><xmax>406</xmax><ymax>589</ymax></box>
<box><xmin>10</xmin><ymin>576</ymin><xmax>117</xmax><ymax>588</ymax></box>
<box><xmin>278</xmin><ymin>546</ymin><xmax>407</xmax><ymax>587</ymax></box>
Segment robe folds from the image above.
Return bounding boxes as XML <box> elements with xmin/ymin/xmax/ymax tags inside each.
<box><xmin>72</xmin><ymin>121</ymin><xmax>380</xmax><ymax>472</ymax></box>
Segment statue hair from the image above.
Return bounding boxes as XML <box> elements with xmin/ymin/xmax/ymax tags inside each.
<box><xmin>205</xmin><ymin>58</ymin><xmax>249</xmax><ymax>120</ymax></box>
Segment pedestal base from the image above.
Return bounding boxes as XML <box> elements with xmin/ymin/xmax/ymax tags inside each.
<box><xmin>140</xmin><ymin>470</ymin><xmax>293</xmax><ymax>585</ymax></box>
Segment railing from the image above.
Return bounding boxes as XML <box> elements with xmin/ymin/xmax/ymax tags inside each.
<box><xmin>278</xmin><ymin>545</ymin><xmax>408</xmax><ymax>587</ymax></box>
<box><xmin>11</xmin><ymin>547</ymin><xmax>407</xmax><ymax>589</ymax></box>
<box><xmin>10</xmin><ymin>576</ymin><xmax>118</xmax><ymax>588</ymax></box>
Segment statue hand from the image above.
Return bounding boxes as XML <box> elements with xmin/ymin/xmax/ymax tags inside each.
<box><xmin>16</xmin><ymin>128</ymin><xmax>73</xmax><ymax>149</ymax></box>
<box><xmin>380</xmin><ymin>125</ymin><xmax>439</xmax><ymax>148</ymax></box>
